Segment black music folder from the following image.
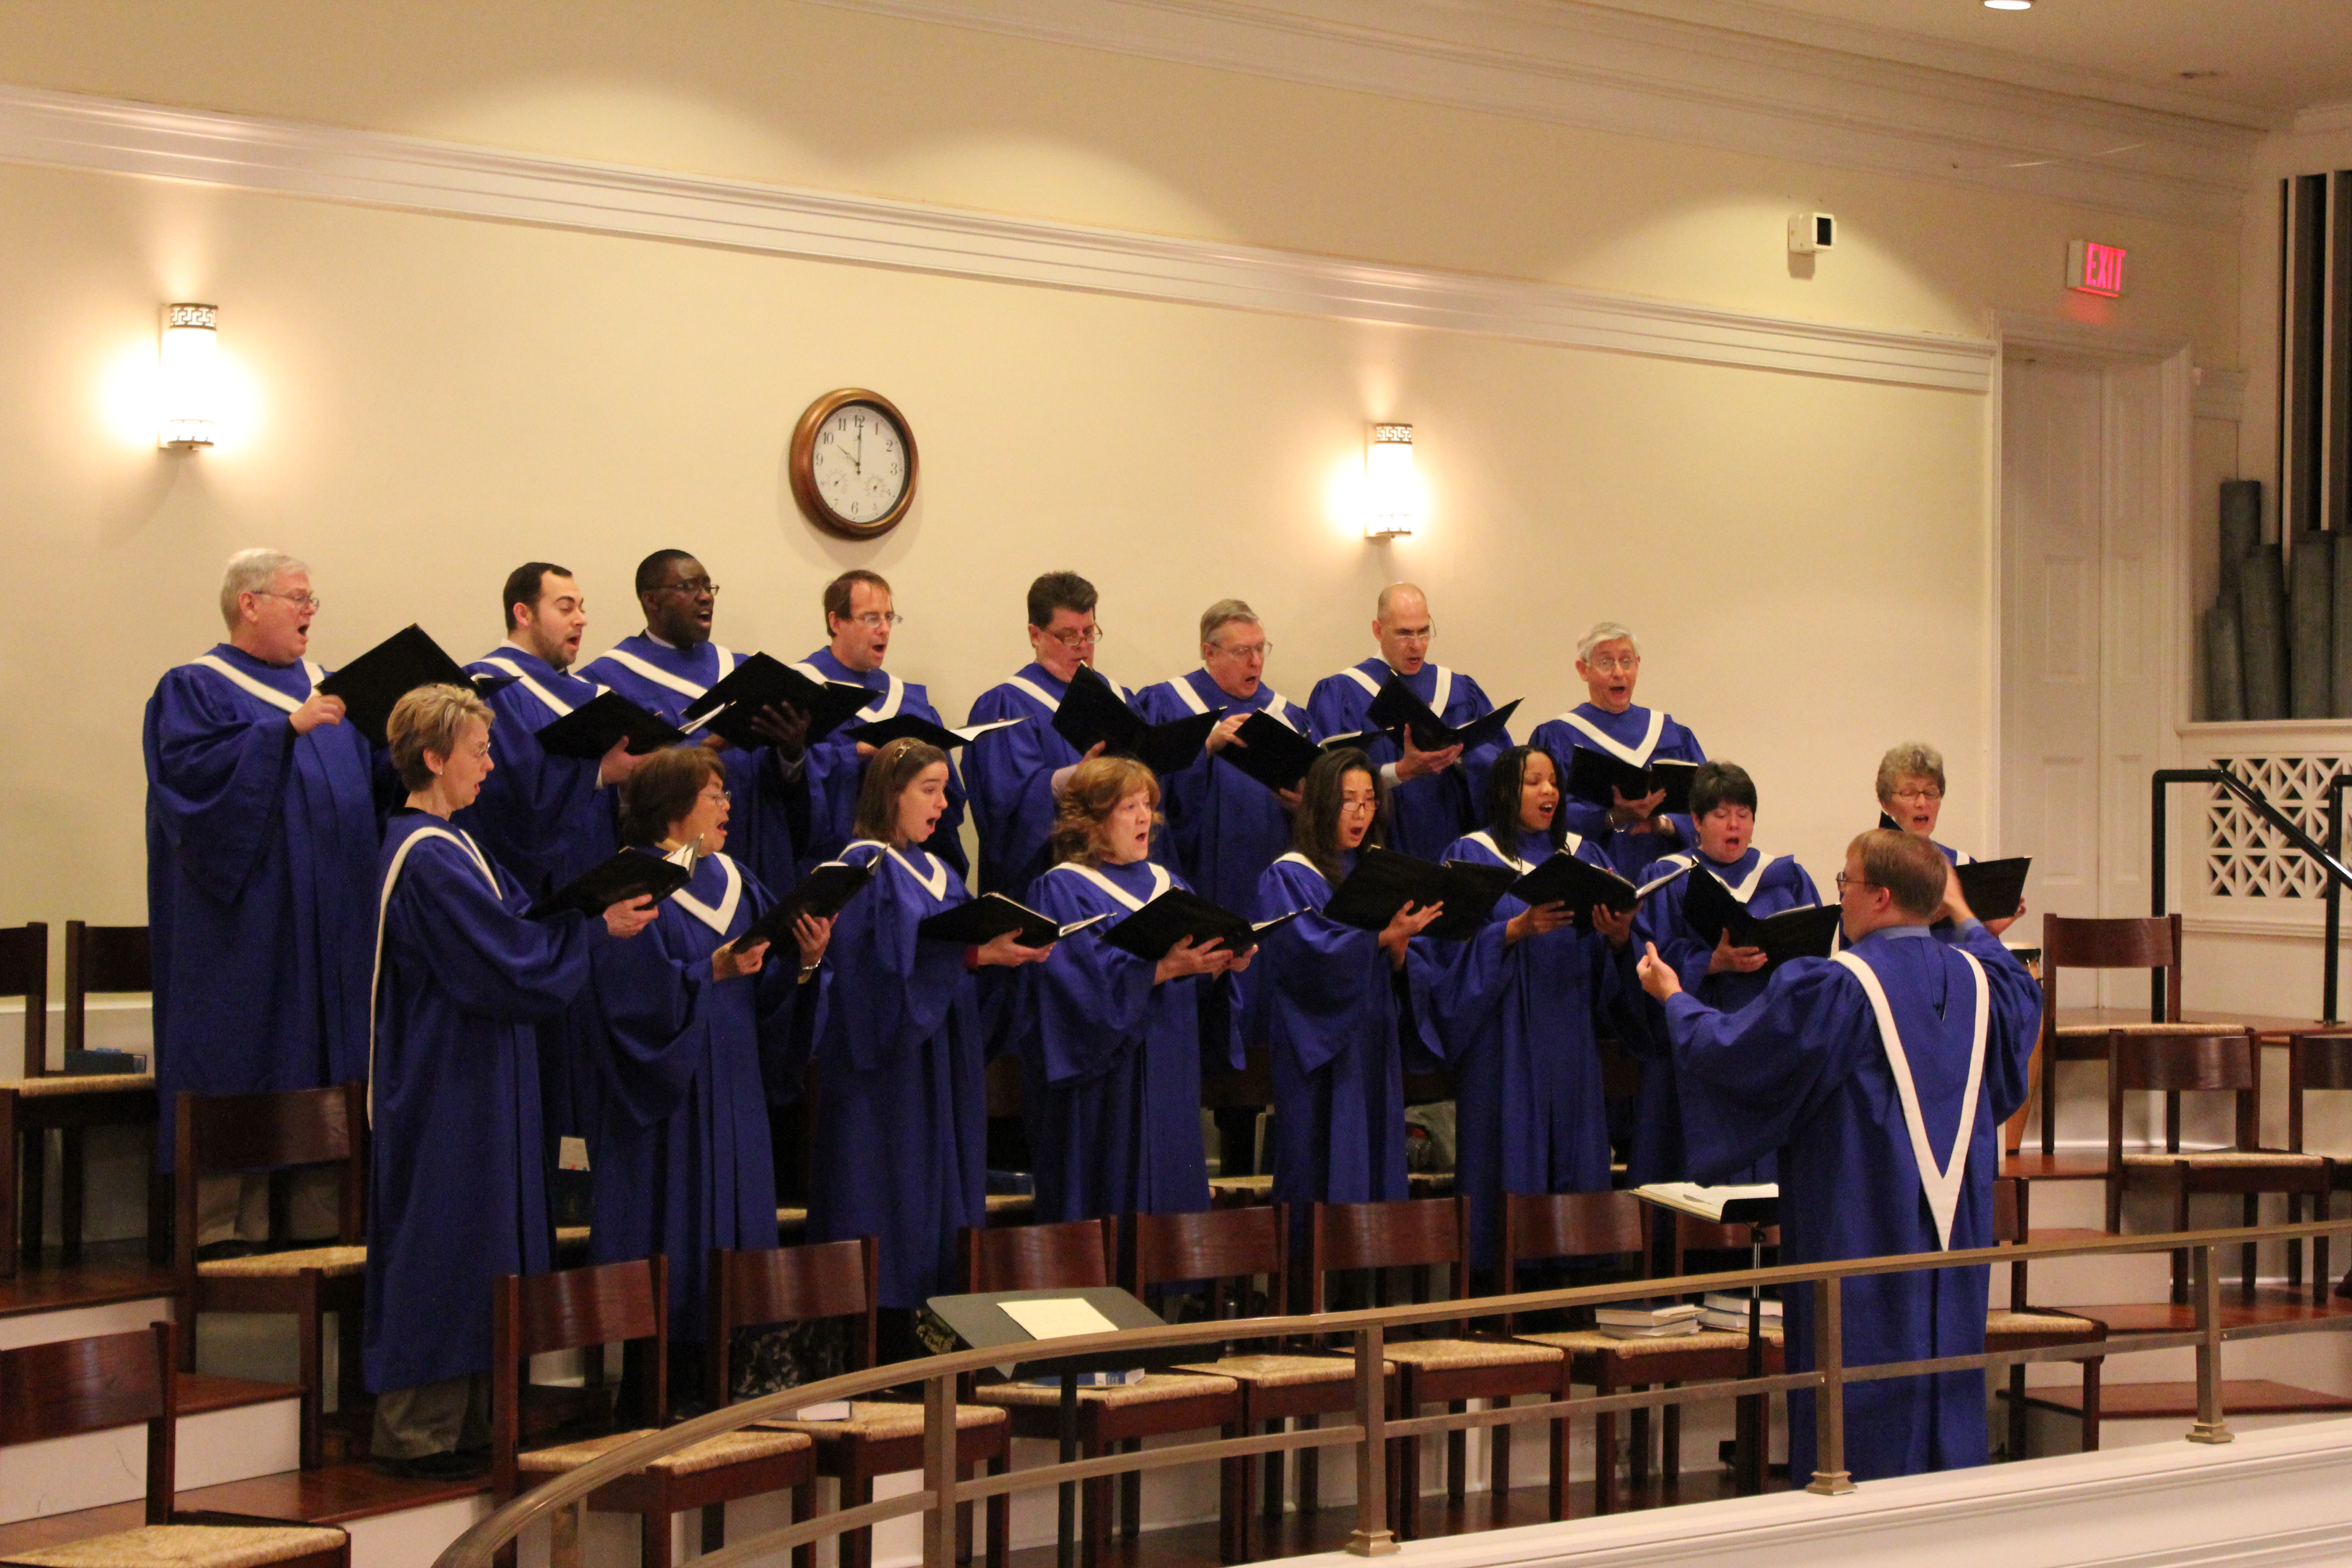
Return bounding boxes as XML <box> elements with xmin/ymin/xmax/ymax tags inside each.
<box><xmin>1215</xmin><ymin>711</ymin><xmax>1330</xmax><ymax>793</ymax></box>
<box><xmin>918</xmin><ymin>895</ymin><xmax>1107</xmax><ymax>948</ymax></box>
<box><xmin>1564</xmin><ymin>748</ymin><xmax>1699</xmax><ymax>814</ymax></box>
<box><xmin>317</xmin><ymin>625</ymin><xmax>507</xmax><ymax>746</ymax></box>
<box><xmin>1363</xmin><ymin>674</ymin><xmax>1521</xmax><ymax>753</ymax></box>
<box><xmin>534</xmin><ymin>690</ymin><xmax>687</xmax><ymax>760</ymax></box>
<box><xmin>680</xmin><ymin>653</ymin><xmax>874</xmax><ymax>749</ymax></box>
<box><xmin>1095</xmin><ymin>888</ymin><xmax>1293</xmax><ymax>960</ymax></box>
<box><xmin>1051</xmin><ymin>667</ymin><xmax>1223</xmax><ymax>776</ymax></box>
<box><xmin>1321</xmin><ymin>848</ymin><xmax>1514</xmax><ymax>941</ymax></box>
<box><xmin>1499</xmin><ymin>852</ymin><xmax>1692</xmax><ymax>929</ymax></box>
<box><xmin>526</xmin><ymin>848</ymin><xmax>693</xmax><ymax>920</ymax></box>
<box><xmin>737</xmin><ymin>858</ymin><xmax>878</xmax><ymax>946</ymax></box>
<box><xmin>1956</xmin><ymin>856</ymin><xmax>2031</xmax><ymax>920</ymax></box>
<box><xmin>852</xmin><ymin>713</ymin><xmax>1024</xmax><ymax>751</ymax></box>
<box><xmin>1680</xmin><ymin>869</ymin><xmax>1842</xmax><ymax>967</ymax></box>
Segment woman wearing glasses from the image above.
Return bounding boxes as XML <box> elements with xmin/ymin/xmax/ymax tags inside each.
<box><xmin>587</xmin><ymin>746</ymin><xmax>832</xmax><ymax>1402</ymax></box>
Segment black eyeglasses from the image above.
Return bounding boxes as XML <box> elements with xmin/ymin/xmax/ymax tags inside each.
<box><xmin>1834</xmin><ymin>873</ymin><xmax>1880</xmax><ymax>895</ymax></box>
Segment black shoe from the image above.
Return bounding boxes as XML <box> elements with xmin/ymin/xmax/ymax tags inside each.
<box><xmin>194</xmin><ymin>1240</ymin><xmax>260</xmax><ymax>1263</ymax></box>
<box><xmin>374</xmin><ymin>1450</ymin><xmax>490</xmax><ymax>1481</ymax></box>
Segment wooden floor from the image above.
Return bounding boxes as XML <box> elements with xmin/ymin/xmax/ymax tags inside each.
<box><xmin>2021</xmin><ymin>1379</ymin><xmax>2352</xmax><ymax>1419</ymax></box>
<box><xmin>0</xmin><ymin>1239</ymin><xmax>172</xmax><ymax>1317</ymax></box>
<box><xmin>2073</xmin><ymin>1286</ymin><xmax>2352</xmax><ymax>1334</ymax></box>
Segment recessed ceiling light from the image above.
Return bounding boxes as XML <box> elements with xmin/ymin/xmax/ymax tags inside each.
<box><xmin>1984</xmin><ymin>1</ymin><xmax>2031</xmax><ymax>10</ymax></box>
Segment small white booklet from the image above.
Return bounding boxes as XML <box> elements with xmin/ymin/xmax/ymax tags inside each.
<box><xmin>1631</xmin><ymin>1182</ymin><xmax>1779</xmax><ymax>1222</ymax></box>
<box><xmin>1001</xmin><ymin>1297</ymin><xmax>1122</xmax><ymax>1340</ymax></box>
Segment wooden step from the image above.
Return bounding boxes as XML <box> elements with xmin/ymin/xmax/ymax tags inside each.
<box><xmin>2002</xmin><ymin>1152</ymin><xmax>2111</xmax><ymax>1182</ymax></box>
<box><xmin>178</xmin><ymin>1372</ymin><xmax>303</xmax><ymax>1416</ymax></box>
<box><xmin>0</xmin><ymin>1242</ymin><xmax>173</xmax><ymax>1319</ymax></box>
<box><xmin>2058</xmin><ymin>1288</ymin><xmax>2352</xmax><ymax>1334</ymax></box>
<box><xmin>2019</xmin><ymin>1379</ymin><xmax>2352</xmax><ymax>1419</ymax></box>
<box><xmin>0</xmin><ymin>1461</ymin><xmax>486</xmax><ymax>1558</ymax></box>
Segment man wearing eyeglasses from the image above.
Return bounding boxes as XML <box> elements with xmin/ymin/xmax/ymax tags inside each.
<box><xmin>1137</xmin><ymin>599</ymin><xmax>1315</xmax><ymax>916</ymax></box>
<box><xmin>144</xmin><ymin>549</ymin><xmax>379</xmax><ymax>1253</ymax></box>
<box><xmin>1637</xmin><ymin>829</ymin><xmax>2038</xmax><ymax>1486</ymax></box>
<box><xmin>578</xmin><ymin>549</ymin><xmax>808</xmax><ymax>897</ymax></box>
<box><xmin>1529</xmin><ymin>622</ymin><xmax>1708</xmax><ymax>879</ymax></box>
<box><xmin>1307</xmin><ymin>583</ymin><xmax>1500</xmax><ymax>859</ymax></box>
<box><xmin>793</xmin><ymin>569</ymin><xmax>968</xmax><ymax>874</ymax></box>
<box><xmin>963</xmin><ymin>571</ymin><xmax>1152</xmax><ymax>895</ymax></box>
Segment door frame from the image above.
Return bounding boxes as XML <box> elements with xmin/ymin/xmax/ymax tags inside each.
<box><xmin>1988</xmin><ymin>312</ymin><xmax>2197</xmax><ymax>895</ymax></box>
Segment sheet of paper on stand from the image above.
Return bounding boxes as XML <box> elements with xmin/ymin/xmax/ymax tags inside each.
<box><xmin>1631</xmin><ymin>1181</ymin><xmax>1780</xmax><ymax>1222</ymax></box>
<box><xmin>1001</xmin><ymin>1297</ymin><xmax>1124</xmax><ymax>1339</ymax></box>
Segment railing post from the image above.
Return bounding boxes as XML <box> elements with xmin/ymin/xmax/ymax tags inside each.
<box><xmin>1346</xmin><ymin>1323</ymin><xmax>1397</xmax><ymax>1556</ymax></box>
<box><xmin>2188</xmin><ymin>1243</ymin><xmax>2233</xmax><ymax>1445</ymax></box>
<box><xmin>922</xmin><ymin>1368</ymin><xmax>958</xmax><ymax>1568</ymax></box>
<box><xmin>1804</xmin><ymin>1277</ymin><xmax>1856</xmax><ymax>1496</ymax></box>
<box><xmin>2328</xmin><ymin>773</ymin><xmax>2346</xmax><ymax>1024</ymax></box>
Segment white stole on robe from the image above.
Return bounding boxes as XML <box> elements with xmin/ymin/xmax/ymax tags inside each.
<box><xmin>1004</xmin><ymin>676</ymin><xmax>1061</xmax><ymax>712</ymax></box>
<box><xmin>367</xmin><ymin>824</ymin><xmax>502</xmax><ymax>1123</ymax></box>
<box><xmin>1459</xmin><ymin>828</ymin><xmax>1589</xmax><ymax>873</ymax></box>
<box><xmin>793</xmin><ymin>662</ymin><xmax>906</xmax><ymax>723</ymax></box>
<box><xmin>1700</xmin><ymin>853</ymin><xmax>1779</xmax><ymax>903</ymax></box>
<box><xmin>191</xmin><ymin>653</ymin><xmax>325</xmax><ymax>713</ymax></box>
<box><xmin>477</xmin><ymin>655</ymin><xmax>604</xmax><ymax>720</ymax></box>
<box><xmin>1345</xmin><ymin>662</ymin><xmax>1453</xmax><ymax>715</ymax></box>
<box><xmin>1830</xmin><ymin>946</ymin><xmax>1990</xmax><ymax>1251</ymax></box>
<box><xmin>1551</xmin><ymin>706</ymin><xmax>1665</xmax><ymax>766</ymax></box>
<box><xmin>847</xmin><ymin>838</ymin><xmax>950</xmax><ymax>901</ymax></box>
<box><xmin>671</xmin><ymin>854</ymin><xmax>745</xmax><ymax>935</ymax></box>
<box><xmin>1053</xmin><ymin>860</ymin><xmax>1172</xmax><ymax>911</ymax></box>
<box><xmin>592</xmin><ymin>643</ymin><xmax>739</xmax><ymax>700</ymax></box>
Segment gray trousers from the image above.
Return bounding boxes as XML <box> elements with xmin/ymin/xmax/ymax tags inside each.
<box><xmin>372</xmin><ymin>1373</ymin><xmax>490</xmax><ymax>1459</ymax></box>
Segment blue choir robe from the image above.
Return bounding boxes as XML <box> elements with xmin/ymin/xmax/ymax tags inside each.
<box><xmin>1247</xmin><ymin>851</ymin><xmax>1440</xmax><ymax>1245</ymax></box>
<box><xmin>1527</xmin><ymin>703</ymin><xmax>1706</xmax><ymax>879</ymax></box>
<box><xmin>1308</xmin><ymin>660</ymin><xmax>1504</xmax><ymax>861</ymax></box>
<box><xmin>1625</xmin><ymin>847</ymin><xmax>1821</xmax><ymax>1184</ymax></box>
<box><xmin>1666</xmin><ymin>921</ymin><xmax>2039</xmax><ymax>1483</ymax></box>
<box><xmin>793</xmin><ymin>648</ymin><xmax>968</xmax><ymax>877</ymax></box>
<box><xmin>586</xmin><ymin>849</ymin><xmax>815</xmax><ymax>1338</ymax></box>
<box><xmin>143</xmin><ymin>645</ymin><xmax>380</xmax><ymax>1168</ymax></box>
<box><xmin>964</xmin><ymin>663</ymin><xmax>1149</xmax><ymax>896</ymax></box>
<box><xmin>805</xmin><ymin>839</ymin><xmax>993</xmax><ymax>1308</ymax></box>
<box><xmin>1138</xmin><ymin>669</ymin><xmax>1313</xmax><ymax>916</ymax></box>
<box><xmin>457</xmin><ymin>644</ymin><xmax>618</xmax><ymax>1150</ymax></box>
<box><xmin>576</xmin><ymin>633</ymin><xmax>804</xmax><ymax>900</ymax></box>
<box><xmin>363</xmin><ymin>811</ymin><xmax>599</xmax><ymax>1394</ymax></box>
<box><xmin>1017</xmin><ymin>858</ymin><xmax>1243</xmax><ymax>1223</ymax></box>
<box><xmin>1426</xmin><ymin>828</ymin><xmax>1627</xmax><ymax>1270</ymax></box>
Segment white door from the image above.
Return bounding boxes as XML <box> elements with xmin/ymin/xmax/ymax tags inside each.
<box><xmin>2000</xmin><ymin>351</ymin><xmax>2168</xmax><ymax>993</ymax></box>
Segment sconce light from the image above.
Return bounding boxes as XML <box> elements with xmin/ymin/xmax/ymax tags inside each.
<box><xmin>1366</xmin><ymin>422</ymin><xmax>1414</xmax><ymax>539</ymax></box>
<box><xmin>158</xmin><ymin>304</ymin><xmax>219</xmax><ymax>448</ymax></box>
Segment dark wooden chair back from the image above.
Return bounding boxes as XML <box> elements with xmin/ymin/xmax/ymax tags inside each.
<box><xmin>492</xmin><ymin>1257</ymin><xmax>668</xmax><ymax>1502</ymax></box>
<box><xmin>1125</xmin><ymin>1205</ymin><xmax>1287</xmax><ymax>1321</ymax></box>
<box><xmin>64</xmin><ymin>922</ymin><xmax>153</xmax><ymax>1060</ymax></box>
<box><xmin>1308</xmin><ymin>1197</ymin><xmax>1466</xmax><ymax>1314</ymax></box>
<box><xmin>0</xmin><ymin>921</ymin><xmax>48</xmax><ymax>1077</ymax></box>
<box><xmin>706</xmin><ymin>1238</ymin><xmax>878</xmax><ymax>1410</ymax></box>
<box><xmin>2041</xmin><ymin>912</ymin><xmax>2183</xmax><ymax>1025</ymax></box>
<box><xmin>173</xmin><ymin>1084</ymin><xmax>367</xmax><ymax>1277</ymax></box>
<box><xmin>2287</xmin><ymin>1033</ymin><xmax>2352</xmax><ymax>1152</ymax></box>
<box><xmin>1495</xmin><ymin>1191</ymin><xmax>1647</xmax><ymax>1331</ymax></box>
<box><xmin>1666</xmin><ymin>1213</ymin><xmax>1783</xmax><ymax>1276</ymax></box>
<box><xmin>964</xmin><ymin>1217</ymin><xmax>1115</xmax><ymax>1293</ymax></box>
<box><xmin>2107</xmin><ymin>1029</ymin><xmax>2260</xmax><ymax>1158</ymax></box>
<box><xmin>0</xmin><ymin>1322</ymin><xmax>176</xmax><ymax>1521</ymax></box>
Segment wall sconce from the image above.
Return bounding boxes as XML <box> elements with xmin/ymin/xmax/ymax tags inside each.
<box><xmin>1366</xmin><ymin>422</ymin><xmax>1414</xmax><ymax>539</ymax></box>
<box><xmin>158</xmin><ymin>304</ymin><xmax>219</xmax><ymax>448</ymax></box>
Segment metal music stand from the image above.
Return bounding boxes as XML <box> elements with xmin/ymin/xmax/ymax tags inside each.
<box><xmin>925</xmin><ymin>1286</ymin><xmax>1179</xmax><ymax>1568</ymax></box>
<box><xmin>1632</xmin><ymin>1187</ymin><xmax>1780</xmax><ymax>1495</ymax></box>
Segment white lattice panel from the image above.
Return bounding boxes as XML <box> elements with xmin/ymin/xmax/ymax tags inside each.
<box><xmin>2205</xmin><ymin>756</ymin><xmax>2351</xmax><ymax>898</ymax></box>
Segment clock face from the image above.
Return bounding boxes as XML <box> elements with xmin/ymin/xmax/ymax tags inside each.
<box><xmin>808</xmin><ymin>402</ymin><xmax>910</xmax><ymax>528</ymax></box>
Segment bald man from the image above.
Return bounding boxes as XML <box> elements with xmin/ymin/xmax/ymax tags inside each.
<box><xmin>1306</xmin><ymin>583</ymin><xmax>1504</xmax><ymax>859</ymax></box>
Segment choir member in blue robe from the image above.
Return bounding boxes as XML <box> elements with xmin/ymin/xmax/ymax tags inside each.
<box><xmin>364</xmin><ymin>685</ymin><xmax>656</xmax><ymax>1477</ymax></box>
<box><xmin>144</xmin><ymin>551</ymin><xmax>378</xmax><ymax>1221</ymax></box>
<box><xmin>458</xmin><ymin>563</ymin><xmax>640</xmax><ymax>1162</ymax></box>
<box><xmin>1140</xmin><ymin>599</ymin><xmax>1316</xmax><ymax>915</ymax></box>
<box><xmin>793</xmin><ymin>569</ymin><xmax>968</xmax><ymax>876</ymax></box>
<box><xmin>1637</xmin><ymin>830</ymin><xmax>2039</xmax><ymax>1484</ymax></box>
<box><xmin>588</xmin><ymin>746</ymin><xmax>833</xmax><ymax>1384</ymax></box>
<box><xmin>1529</xmin><ymin>622</ymin><xmax>1706</xmax><ymax>879</ymax></box>
<box><xmin>963</xmin><ymin>571</ymin><xmax>1143</xmax><ymax>895</ymax></box>
<box><xmin>1248</xmin><ymin>749</ymin><xmax>1443</xmax><ymax>1245</ymax></box>
<box><xmin>1628</xmin><ymin>761</ymin><xmax>1821</xmax><ymax>1184</ymax></box>
<box><xmin>1308</xmin><ymin>583</ymin><xmax>1503</xmax><ymax>860</ymax></box>
<box><xmin>576</xmin><ymin>549</ymin><xmax>808</xmax><ymax>899</ymax></box>
<box><xmin>1428</xmin><ymin>747</ymin><xmax>1636</xmax><ymax>1271</ymax></box>
<box><xmin>806</xmin><ymin>739</ymin><xmax>1054</xmax><ymax>1323</ymax></box>
<box><xmin>1017</xmin><ymin>756</ymin><xmax>1246</xmax><ymax>1221</ymax></box>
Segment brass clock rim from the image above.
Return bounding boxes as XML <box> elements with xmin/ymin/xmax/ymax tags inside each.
<box><xmin>789</xmin><ymin>387</ymin><xmax>920</xmax><ymax>539</ymax></box>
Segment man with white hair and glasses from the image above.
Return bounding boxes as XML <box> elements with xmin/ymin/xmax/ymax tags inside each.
<box><xmin>1530</xmin><ymin>621</ymin><xmax>1708</xmax><ymax>879</ymax></box>
<box><xmin>143</xmin><ymin>548</ymin><xmax>379</xmax><ymax>1254</ymax></box>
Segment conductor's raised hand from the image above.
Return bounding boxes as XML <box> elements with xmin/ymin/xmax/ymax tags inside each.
<box><xmin>1504</xmin><ymin>899</ymin><xmax>1573</xmax><ymax>946</ymax></box>
<box><xmin>1636</xmin><ymin>941</ymin><xmax>1682</xmax><ymax>1000</ymax></box>
<box><xmin>1204</xmin><ymin>712</ymin><xmax>1250</xmax><ymax>755</ymax></box>
<box><xmin>290</xmin><ymin>691</ymin><xmax>346</xmax><ymax>735</ymax></box>
<box><xmin>1706</xmin><ymin>930</ymin><xmax>1768</xmax><ymax>975</ymax></box>
<box><xmin>713</xmin><ymin>937</ymin><xmax>771</xmax><ymax>980</ymax></box>
<box><xmin>1155</xmin><ymin>935</ymin><xmax>1232</xmax><ymax>984</ymax></box>
<box><xmin>976</xmin><ymin>931</ymin><xmax>1056</xmax><ymax>968</ymax></box>
<box><xmin>1936</xmin><ymin>861</ymin><xmax>1977</xmax><ymax>927</ymax></box>
<box><xmin>603</xmin><ymin>895</ymin><xmax>657</xmax><ymax>939</ymax></box>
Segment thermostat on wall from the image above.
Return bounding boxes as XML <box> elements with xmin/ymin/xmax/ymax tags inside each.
<box><xmin>1788</xmin><ymin>212</ymin><xmax>1836</xmax><ymax>253</ymax></box>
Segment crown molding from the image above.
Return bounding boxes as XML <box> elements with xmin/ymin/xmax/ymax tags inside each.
<box><xmin>802</xmin><ymin>0</ymin><xmax>2260</xmax><ymax>230</ymax></box>
<box><xmin>0</xmin><ymin>82</ymin><xmax>1992</xmax><ymax>392</ymax></box>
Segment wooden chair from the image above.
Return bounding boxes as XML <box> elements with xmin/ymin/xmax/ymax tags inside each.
<box><xmin>0</xmin><ymin>1322</ymin><xmax>349</xmax><ymax>1568</ymax></box>
<box><xmin>1987</xmin><ymin>1176</ymin><xmax>2104</xmax><ymax>1458</ymax></box>
<box><xmin>172</xmin><ymin>1084</ymin><xmax>368</xmax><ymax>1468</ymax></box>
<box><xmin>2283</xmin><ymin>1031</ymin><xmax>2352</xmax><ymax>1300</ymax></box>
<box><xmin>1</xmin><ymin>921</ymin><xmax>162</xmax><ymax>1279</ymax></box>
<box><xmin>1308</xmin><ymin>1197</ymin><xmax>1564</xmax><ymax>1541</ymax></box>
<box><xmin>2038</xmin><ymin>913</ymin><xmax>2238</xmax><ymax>1158</ymax></box>
<box><xmin>494</xmin><ymin>1257</ymin><xmax>815</xmax><ymax>1568</ymax></box>
<box><xmin>2105</xmin><ymin>1029</ymin><xmax>2327</xmax><ymax>1301</ymax></box>
<box><xmin>962</xmin><ymin>1218</ymin><xmax>1240</xmax><ymax>1568</ymax></box>
<box><xmin>708</xmin><ymin>1237</ymin><xmax>1010</xmax><ymax>1568</ymax></box>
<box><xmin>1499</xmin><ymin>1191</ymin><xmax>1771</xmax><ymax>1515</ymax></box>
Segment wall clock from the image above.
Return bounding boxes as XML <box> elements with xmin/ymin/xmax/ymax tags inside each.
<box><xmin>789</xmin><ymin>388</ymin><xmax>919</xmax><ymax>538</ymax></box>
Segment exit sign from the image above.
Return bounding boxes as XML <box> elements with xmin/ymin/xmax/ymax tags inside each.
<box><xmin>2068</xmin><ymin>240</ymin><xmax>2127</xmax><ymax>297</ymax></box>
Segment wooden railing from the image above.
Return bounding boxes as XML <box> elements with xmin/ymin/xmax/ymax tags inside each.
<box><xmin>432</xmin><ymin>1216</ymin><xmax>2352</xmax><ymax>1568</ymax></box>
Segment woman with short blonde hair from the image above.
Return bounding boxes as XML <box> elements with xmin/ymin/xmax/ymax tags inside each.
<box><xmin>1019</xmin><ymin>756</ymin><xmax>1244</xmax><ymax>1221</ymax></box>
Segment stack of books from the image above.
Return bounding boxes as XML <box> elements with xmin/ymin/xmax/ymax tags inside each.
<box><xmin>1697</xmin><ymin>1291</ymin><xmax>1784</xmax><ymax>1331</ymax></box>
<box><xmin>1592</xmin><ymin>1300</ymin><xmax>1704</xmax><ymax>1339</ymax></box>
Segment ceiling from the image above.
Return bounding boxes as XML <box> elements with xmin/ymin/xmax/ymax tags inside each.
<box><xmin>1599</xmin><ymin>0</ymin><xmax>2352</xmax><ymax>119</ymax></box>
